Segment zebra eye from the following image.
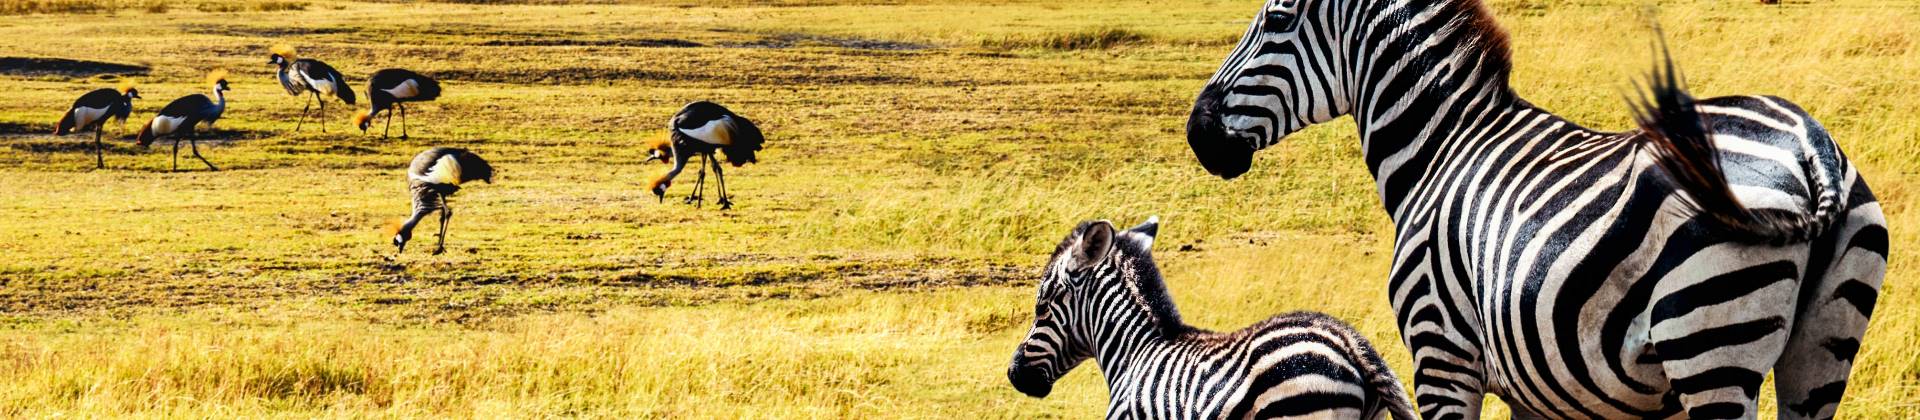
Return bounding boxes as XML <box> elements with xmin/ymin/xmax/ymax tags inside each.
<box><xmin>1265</xmin><ymin>10</ymin><xmax>1298</xmax><ymax>32</ymax></box>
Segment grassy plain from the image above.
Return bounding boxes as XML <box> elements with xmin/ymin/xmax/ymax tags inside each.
<box><xmin>0</xmin><ymin>0</ymin><xmax>1914</xmax><ymax>417</ymax></box>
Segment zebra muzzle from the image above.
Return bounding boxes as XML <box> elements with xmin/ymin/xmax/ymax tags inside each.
<box><xmin>1007</xmin><ymin>364</ymin><xmax>1054</xmax><ymax>398</ymax></box>
<box><xmin>1186</xmin><ymin>86</ymin><xmax>1257</xmax><ymax>180</ymax></box>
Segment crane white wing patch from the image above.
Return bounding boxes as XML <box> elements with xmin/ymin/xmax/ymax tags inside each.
<box><xmin>412</xmin><ymin>155</ymin><xmax>463</xmax><ymax>185</ymax></box>
<box><xmin>384</xmin><ymin>79</ymin><xmax>421</xmax><ymax>100</ymax></box>
<box><xmin>681</xmin><ymin>117</ymin><xmax>733</xmax><ymax>145</ymax></box>
<box><xmin>71</xmin><ymin>106</ymin><xmax>108</xmax><ymax>129</ymax></box>
<box><xmin>149</xmin><ymin>115</ymin><xmax>186</xmax><ymax>136</ymax></box>
<box><xmin>302</xmin><ymin>72</ymin><xmax>337</xmax><ymax>95</ymax></box>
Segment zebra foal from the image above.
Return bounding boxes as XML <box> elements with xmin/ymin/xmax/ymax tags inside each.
<box><xmin>1185</xmin><ymin>0</ymin><xmax>1887</xmax><ymax>418</ymax></box>
<box><xmin>1008</xmin><ymin>217</ymin><xmax>1416</xmax><ymax>419</ymax></box>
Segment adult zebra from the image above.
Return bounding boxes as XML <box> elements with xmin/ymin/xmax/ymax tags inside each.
<box><xmin>1009</xmin><ymin>217</ymin><xmax>1416</xmax><ymax>419</ymax></box>
<box><xmin>1185</xmin><ymin>0</ymin><xmax>1886</xmax><ymax>419</ymax></box>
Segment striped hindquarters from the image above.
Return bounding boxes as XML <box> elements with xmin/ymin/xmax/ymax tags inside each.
<box><xmin>1224</xmin><ymin>312</ymin><xmax>1415</xmax><ymax>420</ymax></box>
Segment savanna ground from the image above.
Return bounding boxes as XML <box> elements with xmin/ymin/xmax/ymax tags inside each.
<box><xmin>0</xmin><ymin>0</ymin><xmax>1914</xmax><ymax>417</ymax></box>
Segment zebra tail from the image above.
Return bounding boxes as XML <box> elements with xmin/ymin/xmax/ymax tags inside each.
<box><xmin>1629</xmin><ymin>34</ymin><xmax>1818</xmax><ymax>245</ymax></box>
<box><xmin>1355</xmin><ymin>346</ymin><xmax>1418</xmax><ymax>420</ymax></box>
<box><xmin>1327</xmin><ymin>318</ymin><xmax>1417</xmax><ymax>420</ymax></box>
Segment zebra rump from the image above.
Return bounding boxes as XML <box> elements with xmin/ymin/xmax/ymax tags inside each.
<box><xmin>1630</xmin><ymin>32</ymin><xmax>1837</xmax><ymax>245</ymax></box>
<box><xmin>1009</xmin><ymin>218</ymin><xmax>1415</xmax><ymax>419</ymax></box>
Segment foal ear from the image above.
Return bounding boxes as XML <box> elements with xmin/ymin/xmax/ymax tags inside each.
<box><xmin>1067</xmin><ymin>221</ymin><xmax>1116</xmax><ymax>273</ymax></box>
<box><xmin>1126</xmin><ymin>215</ymin><xmax>1160</xmax><ymax>249</ymax></box>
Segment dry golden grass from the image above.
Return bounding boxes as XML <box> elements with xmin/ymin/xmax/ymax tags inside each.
<box><xmin>0</xmin><ymin>0</ymin><xmax>1913</xmax><ymax>417</ymax></box>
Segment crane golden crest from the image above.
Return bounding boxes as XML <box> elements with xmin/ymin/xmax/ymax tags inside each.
<box><xmin>206</xmin><ymin>68</ymin><xmax>229</xmax><ymax>86</ymax></box>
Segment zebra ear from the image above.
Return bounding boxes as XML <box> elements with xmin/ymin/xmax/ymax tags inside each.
<box><xmin>1067</xmin><ymin>221</ymin><xmax>1115</xmax><ymax>274</ymax></box>
<box><xmin>1126</xmin><ymin>215</ymin><xmax>1159</xmax><ymax>249</ymax></box>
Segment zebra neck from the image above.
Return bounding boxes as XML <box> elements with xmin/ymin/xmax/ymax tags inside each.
<box><xmin>1340</xmin><ymin>0</ymin><xmax>1571</xmax><ymax>213</ymax></box>
<box><xmin>1080</xmin><ymin>257</ymin><xmax>1188</xmax><ymax>373</ymax></box>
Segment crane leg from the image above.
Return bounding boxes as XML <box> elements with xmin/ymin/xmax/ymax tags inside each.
<box><xmin>190</xmin><ymin>136</ymin><xmax>218</xmax><ymax>171</ymax></box>
<box><xmin>384</xmin><ymin>109</ymin><xmax>394</xmax><ymax>139</ymax></box>
<box><xmin>315</xmin><ymin>92</ymin><xmax>328</xmax><ymax>133</ymax></box>
<box><xmin>684</xmin><ymin>153</ymin><xmax>708</xmax><ymax>206</ymax></box>
<box><xmin>712</xmin><ymin>158</ymin><xmax>732</xmax><ymax>210</ymax></box>
<box><xmin>433</xmin><ymin>194</ymin><xmax>451</xmax><ymax>255</ymax></box>
<box><xmin>295</xmin><ymin>94</ymin><xmax>313</xmax><ymax>132</ymax></box>
<box><xmin>399</xmin><ymin>104</ymin><xmax>410</xmax><ymax>140</ymax></box>
<box><xmin>171</xmin><ymin>137</ymin><xmax>181</xmax><ymax>172</ymax></box>
<box><xmin>94</xmin><ymin>128</ymin><xmax>105</xmax><ymax>169</ymax></box>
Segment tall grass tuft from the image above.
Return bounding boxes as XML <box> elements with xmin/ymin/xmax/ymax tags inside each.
<box><xmin>0</xmin><ymin>0</ymin><xmax>109</xmax><ymax>15</ymax></box>
<box><xmin>1</xmin><ymin>0</ymin><xmax>301</xmax><ymax>14</ymax></box>
<box><xmin>980</xmin><ymin>27</ymin><xmax>1149</xmax><ymax>51</ymax></box>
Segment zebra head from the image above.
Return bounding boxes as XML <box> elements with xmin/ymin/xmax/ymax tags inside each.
<box><xmin>1009</xmin><ymin>217</ymin><xmax>1160</xmax><ymax>398</ymax></box>
<box><xmin>1188</xmin><ymin>0</ymin><xmax>1351</xmax><ymax>179</ymax></box>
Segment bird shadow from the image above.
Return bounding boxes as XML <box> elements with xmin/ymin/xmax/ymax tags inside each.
<box><xmin>7</xmin><ymin>139</ymin><xmax>147</xmax><ymax>156</ymax></box>
<box><xmin>5</xmin><ymin>127</ymin><xmax>275</xmax><ymax>155</ymax></box>
<box><xmin>0</xmin><ymin>56</ymin><xmax>148</xmax><ymax>78</ymax></box>
<box><xmin>0</xmin><ymin>121</ymin><xmax>51</xmax><ymax>136</ymax></box>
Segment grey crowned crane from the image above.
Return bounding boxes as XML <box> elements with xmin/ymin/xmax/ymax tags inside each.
<box><xmin>136</xmin><ymin>70</ymin><xmax>230</xmax><ymax>172</ymax></box>
<box><xmin>356</xmin><ymin>68</ymin><xmax>441</xmax><ymax>139</ymax></box>
<box><xmin>269</xmin><ymin>45</ymin><xmax>355</xmax><ymax>132</ymax></box>
<box><xmin>647</xmin><ymin>101</ymin><xmax>765</xmax><ymax>210</ymax></box>
<box><xmin>54</xmin><ymin>79</ymin><xmax>140</xmax><ymax>169</ymax></box>
<box><xmin>392</xmin><ymin>147</ymin><xmax>493</xmax><ymax>255</ymax></box>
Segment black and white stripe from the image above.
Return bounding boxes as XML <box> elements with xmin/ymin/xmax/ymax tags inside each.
<box><xmin>394</xmin><ymin>147</ymin><xmax>493</xmax><ymax>255</ymax></box>
<box><xmin>1009</xmin><ymin>217</ymin><xmax>1416</xmax><ymax>419</ymax></box>
<box><xmin>358</xmin><ymin>68</ymin><xmax>442</xmax><ymax>139</ymax></box>
<box><xmin>1186</xmin><ymin>1</ymin><xmax>1886</xmax><ymax>419</ymax></box>
<box><xmin>55</xmin><ymin>85</ymin><xmax>140</xmax><ymax>169</ymax></box>
<box><xmin>270</xmin><ymin>46</ymin><xmax>356</xmax><ymax>133</ymax></box>
<box><xmin>137</xmin><ymin>72</ymin><xmax>230</xmax><ymax>172</ymax></box>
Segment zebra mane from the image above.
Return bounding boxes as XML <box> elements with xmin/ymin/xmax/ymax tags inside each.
<box><xmin>1362</xmin><ymin>0</ymin><xmax>1517</xmax><ymax>94</ymax></box>
<box><xmin>1452</xmin><ymin>0</ymin><xmax>1514</xmax><ymax>75</ymax></box>
<box><xmin>1112</xmin><ymin>235</ymin><xmax>1189</xmax><ymax>338</ymax></box>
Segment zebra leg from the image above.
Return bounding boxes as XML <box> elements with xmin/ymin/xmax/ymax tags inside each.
<box><xmin>1394</xmin><ymin>267</ymin><xmax>1488</xmax><ymax>420</ymax></box>
<box><xmin>1506</xmin><ymin>404</ymin><xmax>1552</xmax><ymax>420</ymax></box>
<box><xmin>1774</xmin><ymin>198</ymin><xmax>1886</xmax><ymax>420</ymax></box>
<box><xmin>1649</xmin><ymin>243</ymin><xmax>1802</xmax><ymax>419</ymax></box>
